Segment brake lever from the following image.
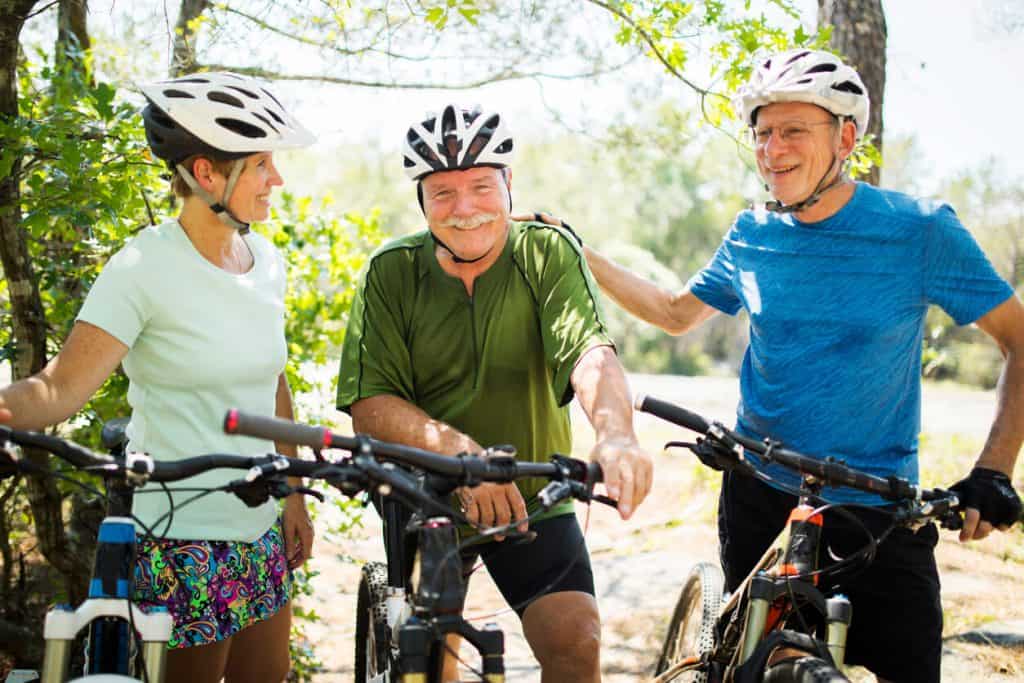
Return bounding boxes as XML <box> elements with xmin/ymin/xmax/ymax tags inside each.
<box><xmin>290</xmin><ymin>486</ymin><xmax>326</xmax><ymax>503</ymax></box>
<box><xmin>503</xmin><ymin>529</ymin><xmax>539</xmax><ymax>544</ymax></box>
<box><xmin>939</xmin><ymin>509</ymin><xmax>964</xmax><ymax>531</ymax></box>
<box><xmin>537</xmin><ymin>479</ymin><xmax>620</xmax><ymax>510</ymax></box>
<box><xmin>591</xmin><ymin>493</ymin><xmax>619</xmax><ymax>509</ymax></box>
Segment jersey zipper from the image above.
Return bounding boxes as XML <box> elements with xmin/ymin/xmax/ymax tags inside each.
<box><xmin>468</xmin><ymin>293</ymin><xmax>480</xmax><ymax>388</ymax></box>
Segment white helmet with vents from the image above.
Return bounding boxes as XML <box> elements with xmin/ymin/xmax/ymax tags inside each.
<box><xmin>733</xmin><ymin>49</ymin><xmax>870</xmax><ymax>137</ymax></box>
<box><xmin>403</xmin><ymin>104</ymin><xmax>514</xmax><ymax>181</ymax></box>
<box><xmin>140</xmin><ymin>72</ymin><xmax>315</xmax><ymax>164</ymax></box>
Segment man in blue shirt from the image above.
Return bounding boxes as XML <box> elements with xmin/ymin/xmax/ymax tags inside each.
<box><xmin>532</xmin><ymin>49</ymin><xmax>1023</xmax><ymax>683</ymax></box>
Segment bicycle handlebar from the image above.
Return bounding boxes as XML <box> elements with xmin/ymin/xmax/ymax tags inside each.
<box><xmin>0</xmin><ymin>423</ymin><xmax>344</xmax><ymax>483</ymax></box>
<box><xmin>0</xmin><ymin>413</ymin><xmax>609</xmax><ymax>526</ymax></box>
<box><xmin>635</xmin><ymin>394</ymin><xmax>955</xmax><ymax>508</ymax></box>
<box><xmin>223</xmin><ymin>409</ymin><xmax>603</xmax><ymax>489</ymax></box>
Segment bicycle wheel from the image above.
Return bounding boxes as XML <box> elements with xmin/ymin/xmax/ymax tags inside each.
<box><xmin>354</xmin><ymin>562</ymin><xmax>391</xmax><ymax>682</ymax></box>
<box><xmin>762</xmin><ymin>656</ymin><xmax>849</xmax><ymax>683</ymax></box>
<box><xmin>654</xmin><ymin>561</ymin><xmax>725</xmax><ymax>681</ymax></box>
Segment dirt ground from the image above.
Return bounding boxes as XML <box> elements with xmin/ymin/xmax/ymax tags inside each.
<box><xmin>302</xmin><ymin>374</ymin><xmax>1024</xmax><ymax>682</ymax></box>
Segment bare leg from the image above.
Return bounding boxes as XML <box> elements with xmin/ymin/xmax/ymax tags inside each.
<box><xmin>441</xmin><ymin>633</ymin><xmax>461</xmax><ymax>682</ymax></box>
<box><xmin>165</xmin><ymin>638</ymin><xmax>230</xmax><ymax>683</ymax></box>
<box><xmin>224</xmin><ymin>603</ymin><xmax>292</xmax><ymax>683</ymax></box>
<box><xmin>522</xmin><ymin>591</ymin><xmax>601</xmax><ymax>683</ymax></box>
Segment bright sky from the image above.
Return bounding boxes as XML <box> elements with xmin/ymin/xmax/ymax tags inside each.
<box><xmin>277</xmin><ymin>0</ymin><xmax>1023</xmax><ymax>192</ymax></box>
<box><xmin>874</xmin><ymin>0</ymin><xmax>1023</xmax><ymax>183</ymax></box>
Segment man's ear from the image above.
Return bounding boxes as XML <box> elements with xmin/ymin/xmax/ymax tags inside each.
<box><xmin>838</xmin><ymin>119</ymin><xmax>858</xmax><ymax>162</ymax></box>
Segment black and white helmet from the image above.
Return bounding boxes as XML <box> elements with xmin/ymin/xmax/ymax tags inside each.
<box><xmin>403</xmin><ymin>104</ymin><xmax>514</xmax><ymax>181</ymax></box>
<box><xmin>733</xmin><ymin>49</ymin><xmax>870</xmax><ymax>137</ymax></box>
<box><xmin>140</xmin><ymin>72</ymin><xmax>315</xmax><ymax>165</ymax></box>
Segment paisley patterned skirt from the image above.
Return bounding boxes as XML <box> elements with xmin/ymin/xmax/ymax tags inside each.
<box><xmin>132</xmin><ymin>519</ymin><xmax>291</xmax><ymax>649</ymax></box>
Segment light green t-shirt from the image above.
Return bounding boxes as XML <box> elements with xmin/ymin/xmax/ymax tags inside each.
<box><xmin>336</xmin><ymin>221</ymin><xmax>614</xmax><ymax>519</ymax></box>
<box><xmin>77</xmin><ymin>221</ymin><xmax>286</xmax><ymax>541</ymax></box>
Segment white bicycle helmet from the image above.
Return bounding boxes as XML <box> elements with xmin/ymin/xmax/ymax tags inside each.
<box><xmin>140</xmin><ymin>72</ymin><xmax>314</xmax><ymax>231</ymax></box>
<box><xmin>403</xmin><ymin>104</ymin><xmax>514</xmax><ymax>181</ymax></box>
<box><xmin>141</xmin><ymin>72</ymin><xmax>314</xmax><ymax>163</ymax></box>
<box><xmin>733</xmin><ymin>49</ymin><xmax>870</xmax><ymax>137</ymax></box>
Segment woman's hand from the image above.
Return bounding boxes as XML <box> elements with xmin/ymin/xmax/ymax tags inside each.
<box><xmin>282</xmin><ymin>495</ymin><xmax>314</xmax><ymax>569</ymax></box>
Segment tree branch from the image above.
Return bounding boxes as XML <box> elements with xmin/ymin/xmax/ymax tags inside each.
<box><xmin>218</xmin><ymin>3</ymin><xmax>425</xmax><ymax>61</ymax></box>
<box><xmin>25</xmin><ymin>0</ymin><xmax>58</xmax><ymax>21</ymax></box>
<box><xmin>195</xmin><ymin>57</ymin><xmax>634</xmax><ymax>90</ymax></box>
<box><xmin>171</xmin><ymin>0</ymin><xmax>210</xmax><ymax>77</ymax></box>
<box><xmin>583</xmin><ymin>0</ymin><xmax>713</xmax><ymax>97</ymax></box>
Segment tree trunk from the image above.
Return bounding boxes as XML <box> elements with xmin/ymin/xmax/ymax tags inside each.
<box><xmin>0</xmin><ymin>0</ymin><xmax>92</xmax><ymax>609</ymax></box>
<box><xmin>56</xmin><ymin>0</ymin><xmax>90</xmax><ymax>73</ymax></box>
<box><xmin>817</xmin><ymin>0</ymin><xmax>886</xmax><ymax>186</ymax></box>
<box><xmin>171</xmin><ymin>0</ymin><xmax>210</xmax><ymax>76</ymax></box>
<box><xmin>0</xmin><ymin>4</ymin><xmax>47</xmax><ymax>381</ymax></box>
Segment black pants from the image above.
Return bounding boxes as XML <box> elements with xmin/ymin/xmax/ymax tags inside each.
<box><xmin>718</xmin><ymin>471</ymin><xmax>942</xmax><ymax>683</ymax></box>
<box><xmin>461</xmin><ymin>513</ymin><xmax>595</xmax><ymax>618</ymax></box>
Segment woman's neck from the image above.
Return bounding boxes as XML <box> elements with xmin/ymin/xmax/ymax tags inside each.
<box><xmin>177</xmin><ymin>200</ymin><xmax>253</xmax><ymax>273</ymax></box>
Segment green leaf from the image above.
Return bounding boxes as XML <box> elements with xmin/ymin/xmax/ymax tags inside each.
<box><xmin>425</xmin><ymin>7</ymin><xmax>445</xmax><ymax>28</ymax></box>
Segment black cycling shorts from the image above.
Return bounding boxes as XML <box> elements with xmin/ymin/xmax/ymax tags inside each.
<box><xmin>718</xmin><ymin>470</ymin><xmax>942</xmax><ymax>683</ymax></box>
<box><xmin>461</xmin><ymin>513</ymin><xmax>595</xmax><ymax>618</ymax></box>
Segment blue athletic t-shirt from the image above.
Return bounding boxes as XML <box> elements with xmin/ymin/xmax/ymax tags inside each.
<box><xmin>689</xmin><ymin>182</ymin><xmax>1014</xmax><ymax>504</ymax></box>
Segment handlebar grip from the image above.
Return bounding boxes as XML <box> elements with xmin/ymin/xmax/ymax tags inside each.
<box><xmin>224</xmin><ymin>410</ymin><xmax>334</xmax><ymax>450</ymax></box>
<box><xmin>634</xmin><ymin>394</ymin><xmax>710</xmax><ymax>434</ymax></box>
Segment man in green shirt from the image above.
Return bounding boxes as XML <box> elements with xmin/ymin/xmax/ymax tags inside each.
<box><xmin>337</xmin><ymin>104</ymin><xmax>652</xmax><ymax>681</ymax></box>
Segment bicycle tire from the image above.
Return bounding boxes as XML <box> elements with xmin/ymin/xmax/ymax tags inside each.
<box><xmin>762</xmin><ymin>656</ymin><xmax>849</xmax><ymax>683</ymax></box>
<box><xmin>654</xmin><ymin>561</ymin><xmax>725</xmax><ymax>681</ymax></box>
<box><xmin>354</xmin><ymin>562</ymin><xmax>391</xmax><ymax>682</ymax></box>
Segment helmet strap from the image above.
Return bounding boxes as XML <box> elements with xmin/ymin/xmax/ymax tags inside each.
<box><xmin>174</xmin><ymin>159</ymin><xmax>251</xmax><ymax>234</ymax></box>
<box><xmin>430</xmin><ymin>232</ymin><xmax>493</xmax><ymax>264</ymax></box>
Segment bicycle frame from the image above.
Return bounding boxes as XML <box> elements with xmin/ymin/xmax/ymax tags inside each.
<box><xmin>371</xmin><ymin>486</ymin><xmax>507</xmax><ymax>683</ymax></box>
<box><xmin>723</xmin><ymin>485</ymin><xmax>852</xmax><ymax>680</ymax></box>
<box><xmin>41</xmin><ymin>419</ymin><xmax>173</xmax><ymax>683</ymax></box>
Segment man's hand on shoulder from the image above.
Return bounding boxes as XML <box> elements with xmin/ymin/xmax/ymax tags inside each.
<box><xmin>590</xmin><ymin>434</ymin><xmax>653</xmax><ymax>521</ymax></box>
<box><xmin>459</xmin><ymin>481</ymin><xmax>529</xmax><ymax>541</ymax></box>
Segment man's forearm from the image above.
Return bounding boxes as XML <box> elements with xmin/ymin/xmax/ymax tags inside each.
<box><xmin>977</xmin><ymin>347</ymin><xmax>1024</xmax><ymax>476</ymax></box>
<box><xmin>351</xmin><ymin>394</ymin><xmax>479</xmax><ymax>455</ymax></box>
<box><xmin>571</xmin><ymin>345</ymin><xmax>636</xmax><ymax>442</ymax></box>
<box><xmin>584</xmin><ymin>246</ymin><xmax>713</xmax><ymax>335</ymax></box>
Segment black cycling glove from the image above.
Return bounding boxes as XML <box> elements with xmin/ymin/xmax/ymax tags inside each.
<box><xmin>950</xmin><ymin>467</ymin><xmax>1023</xmax><ymax>528</ymax></box>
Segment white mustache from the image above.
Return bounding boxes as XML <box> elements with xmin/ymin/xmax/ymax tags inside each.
<box><xmin>439</xmin><ymin>213</ymin><xmax>500</xmax><ymax>230</ymax></box>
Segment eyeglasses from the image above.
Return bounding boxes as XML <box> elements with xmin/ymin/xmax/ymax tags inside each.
<box><xmin>752</xmin><ymin>119</ymin><xmax>837</xmax><ymax>146</ymax></box>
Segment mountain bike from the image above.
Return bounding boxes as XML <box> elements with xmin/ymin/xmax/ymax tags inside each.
<box><xmin>634</xmin><ymin>395</ymin><xmax>963</xmax><ymax>683</ymax></box>
<box><xmin>3</xmin><ymin>412</ymin><xmax>495</xmax><ymax>682</ymax></box>
<box><xmin>220</xmin><ymin>411</ymin><xmax>615</xmax><ymax>683</ymax></box>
